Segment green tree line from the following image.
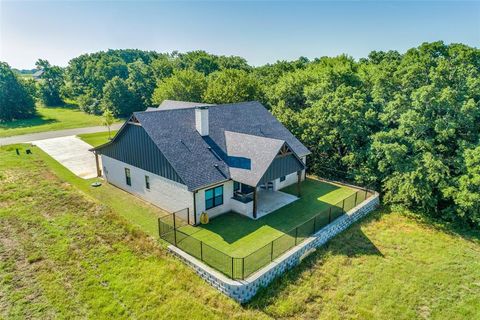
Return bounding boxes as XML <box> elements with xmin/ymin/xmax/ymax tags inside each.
<box><xmin>1</xmin><ymin>42</ymin><xmax>479</xmax><ymax>227</ymax></box>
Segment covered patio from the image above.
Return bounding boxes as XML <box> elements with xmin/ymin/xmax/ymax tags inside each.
<box><xmin>230</xmin><ymin>173</ymin><xmax>302</xmax><ymax>219</ymax></box>
<box><xmin>256</xmin><ymin>189</ymin><xmax>299</xmax><ymax>218</ymax></box>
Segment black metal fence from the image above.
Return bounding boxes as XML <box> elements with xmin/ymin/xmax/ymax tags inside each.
<box><xmin>159</xmin><ymin>187</ymin><xmax>374</xmax><ymax>280</ymax></box>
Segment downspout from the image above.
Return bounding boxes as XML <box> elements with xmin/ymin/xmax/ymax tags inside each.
<box><xmin>193</xmin><ymin>191</ymin><xmax>197</xmax><ymax>225</ymax></box>
<box><xmin>297</xmin><ymin>170</ymin><xmax>302</xmax><ymax>197</ymax></box>
<box><xmin>253</xmin><ymin>188</ymin><xmax>257</xmax><ymax>219</ymax></box>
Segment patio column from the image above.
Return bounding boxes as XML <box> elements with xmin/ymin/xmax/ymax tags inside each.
<box><xmin>94</xmin><ymin>151</ymin><xmax>101</xmax><ymax>177</ymax></box>
<box><xmin>297</xmin><ymin>170</ymin><xmax>301</xmax><ymax>197</ymax></box>
<box><xmin>253</xmin><ymin>188</ymin><xmax>257</xmax><ymax>219</ymax></box>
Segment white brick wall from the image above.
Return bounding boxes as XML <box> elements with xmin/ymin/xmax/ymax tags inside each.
<box><xmin>101</xmin><ymin>155</ymin><xmax>194</xmax><ymax>214</ymax></box>
<box><xmin>275</xmin><ymin>171</ymin><xmax>299</xmax><ymax>190</ymax></box>
<box><xmin>194</xmin><ymin>180</ymin><xmax>234</xmax><ymax>221</ymax></box>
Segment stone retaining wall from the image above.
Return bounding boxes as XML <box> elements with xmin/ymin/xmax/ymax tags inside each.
<box><xmin>168</xmin><ymin>192</ymin><xmax>380</xmax><ymax>303</ymax></box>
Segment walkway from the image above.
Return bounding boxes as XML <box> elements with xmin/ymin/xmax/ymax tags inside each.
<box><xmin>31</xmin><ymin>136</ymin><xmax>99</xmax><ymax>179</ymax></box>
<box><xmin>0</xmin><ymin>123</ymin><xmax>122</xmax><ymax>146</ymax></box>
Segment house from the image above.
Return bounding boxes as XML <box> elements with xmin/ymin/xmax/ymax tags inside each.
<box><xmin>91</xmin><ymin>101</ymin><xmax>310</xmax><ymax>224</ymax></box>
<box><xmin>32</xmin><ymin>69</ymin><xmax>44</xmax><ymax>80</ymax></box>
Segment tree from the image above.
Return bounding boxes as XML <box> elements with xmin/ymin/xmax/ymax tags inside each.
<box><xmin>0</xmin><ymin>62</ymin><xmax>36</xmax><ymax>121</ymax></box>
<box><xmin>101</xmin><ymin>77</ymin><xmax>137</xmax><ymax>117</ymax></box>
<box><xmin>102</xmin><ymin>108</ymin><xmax>115</xmax><ymax>139</ymax></box>
<box><xmin>203</xmin><ymin>69</ymin><xmax>261</xmax><ymax>104</ymax></box>
<box><xmin>178</xmin><ymin>51</ymin><xmax>220</xmax><ymax>75</ymax></box>
<box><xmin>126</xmin><ymin>59</ymin><xmax>156</xmax><ymax>110</ymax></box>
<box><xmin>36</xmin><ymin>59</ymin><xmax>64</xmax><ymax>106</ymax></box>
<box><xmin>151</xmin><ymin>70</ymin><xmax>207</xmax><ymax>105</ymax></box>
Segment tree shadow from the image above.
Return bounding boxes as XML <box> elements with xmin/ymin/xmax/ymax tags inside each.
<box><xmin>43</xmin><ymin>102</ymin><xmax>78</xmax><ymax>110</ymax></box>
<box><xmin>0</xmin><ymin>113</ymin><xmax>57</xmax><ymax>129</ymax></box>
<box><xmin>245</xmin><ymin>210</ymin><xmax>384</xmax><ymax>309</ymax></box>
<box><xmin>0</xmin><ymin>103</ymin><xmax>81</xmax><ymax>130</ymax></box>
<box><xmin>398</xmin><ymin>209</ymin><xmax>480</xmax><ymax>244</ymax></box>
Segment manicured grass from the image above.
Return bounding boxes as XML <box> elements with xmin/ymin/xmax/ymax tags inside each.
<box><xmin>0</xmin><ymin>103</ymin><xmax>120</xmax><ymax>138</ymax></box>
<box><xmin>77</xmin><ymin>130</ymin><xmax>119</xmax><ymax>147</ymax></box>
<box><xmin>1</xmin><ymin>144</ymin><xmax>480</xmax><ymax>318</ymax></box>
<box><xmin>180</xmin><ymin>179</ymin><xmax>358</xmax><ymax>257</ymax></box>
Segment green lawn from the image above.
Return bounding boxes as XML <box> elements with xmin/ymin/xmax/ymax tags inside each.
<box><xmin>0</xmin><ymin>103</ymin><xmax>120</xmax><ymax>138</ymax></box>
<box><xmin>6</xmin><ymin>144</ymin><xmax>167</xmax><ymax>237</ymax></box>
<box><xmin>78</xmin><ymin>130</ymin><xmax>119</xmax><ymax>147</ymax></box>
<box><xmin>179</xmin><ymin>179</ymin><xmax>358</xmax><ymax>257</ymax></box>
<box><xmin>1</xmin><ymin>144</ymin><xmax>480</xmax><ymax>319</ymax></box>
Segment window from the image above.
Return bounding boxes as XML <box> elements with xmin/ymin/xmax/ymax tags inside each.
<box><xmin>145</xmin><ymin>175</ymin><xmax>150</xmax><ymax>190</ymax></box>
<box><xmin>280</xmin><ymin>175</ymin><xmax>286</xmax><ymax>182</ymax></box>
<box><xmin>125</xmin><ymin>168</ymin><xmax>131</xmax><ymax>186</ymax></box>
<box><xmin>205</xmin><ymin>185</ymin><xmax>223</xmax><ymax>210</ymax></box>
<box><xmin>233</xmin><ymin>181</ymin><xmax>240</xmax><ymax>192</ymax></box>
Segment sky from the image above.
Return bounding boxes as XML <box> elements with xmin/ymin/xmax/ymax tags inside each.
<box><xmin>1</xmin><ymin>1</ymin><xmax>479</xmax><ymax>69</ymax></box>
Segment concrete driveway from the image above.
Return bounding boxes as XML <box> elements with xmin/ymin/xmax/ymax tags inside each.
<box><xmin>32</xmin><ymin>136</ymin><xmax>98</xmax><ymax>179</ymax></box>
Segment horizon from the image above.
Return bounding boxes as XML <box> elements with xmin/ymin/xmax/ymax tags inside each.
<box><xmin>1</xmin><ymin>1</ymin><xmax>479</xmax><ymax>69</ymax></box>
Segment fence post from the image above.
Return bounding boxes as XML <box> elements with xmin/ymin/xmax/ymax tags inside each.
<box><xmin>295</xmin><ymin>227</ymin><xmax>298</xmax><ymax>245</ymax></box>
<box><xmin>158</xmin><ymin>217</ymin><xmax>161</xmax><ymax>238</ymax></box>
<box><xmin>231</xmin><ymin>257</ymin><xmax>234</xmax><ymax>279</ymax></box>
<box><xmin>187</xmin><ymin>208</ymin><xmax>190</xmax><ymax>225</ymax></box>
<box><xmin>313</xmin><ymin>216</ymin><xmax>317</xmax><ymax>232</ymax></box>
<box><xmin>354</xmin><ymin>192</ymin><xmax>358</xmax><ymax>206</ymax></box>
<box><xmin>329</xmin><ymin>207</ymin><xmax>332</xmax><ymax>223</ymax></box>
<box><xmin>270</xmin><ymin>241</ymin><xmax>274</xmax><ymax>261</ymax></box>
<box><xmin>365</xmin><ymin>188</ymin><xmax>368</xmax><ymax>200</ymax></box>
<box><xmin>242</xmin><ymin>257</ymin><xmax>245</xmax><ymax>280</ymax></box>
<box><xmin>173</xmin><ymin>212</ymin><xmax>177</xmax><ymax>246</ymax></box>
<box><xmin>342</xmin><ymin>199</ymin><xmax>345</xmax><ymax>213</ymax></box>
<box><xmin>200</xmin><ymin>241</ymin><xmax>203</xmax><ymax>261</ymax></box>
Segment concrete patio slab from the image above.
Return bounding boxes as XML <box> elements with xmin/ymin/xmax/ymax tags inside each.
<box><xmin>256</xmin><ymin>190</ymin><xmax>298</xmax><ymax>218</ymax></box>
<box><xmin>32</xmin><ymin>136</ymin><xmax>98</xmax><ymax>179</ymax></box>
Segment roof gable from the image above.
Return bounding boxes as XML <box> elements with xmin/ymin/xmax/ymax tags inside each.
<box><xmin>224</xmin><ymin>131</ymin><xmax>285</xmax><ymax>186</ymax></box>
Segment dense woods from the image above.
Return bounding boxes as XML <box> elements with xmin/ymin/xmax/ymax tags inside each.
<box><xmin>1</xmin><ymin>42</ymin><xmax>479</xmax><ymax>227</ymax></box>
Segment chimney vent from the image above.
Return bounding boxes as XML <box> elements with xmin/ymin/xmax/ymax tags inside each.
<box><xmin>195</xmin><ymin>106</ymin><xmax>209</xmax><ymax>136</ymax></box>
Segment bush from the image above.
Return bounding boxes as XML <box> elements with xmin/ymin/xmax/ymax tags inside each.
<box><xmin>77</xmin><ymin>93</ymin><xmax>101</xmax><ymax>114</ymax></box>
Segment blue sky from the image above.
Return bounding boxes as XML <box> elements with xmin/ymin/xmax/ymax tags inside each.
<box><xmin>1</xmin><ymin>1</ymin><xmax>479</xmax><ymax>69</ymax></box>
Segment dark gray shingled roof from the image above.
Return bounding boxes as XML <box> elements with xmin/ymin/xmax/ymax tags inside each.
<box><xmin>158</xmin><ymin>100</ymin><xmax>216</xmax><ymax>110</ymax></box>
<box><xmin>100</xmin><ymin>101</ymin><xmax>310</xmax><ymax>191</ymax></box>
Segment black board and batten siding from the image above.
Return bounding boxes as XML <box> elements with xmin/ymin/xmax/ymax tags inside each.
<box><xmin>99</xmin><ymin>124</ymin><xmax>184</xmax><ymax>185</ymax></box>
<box><xmin>258</xmin><ymin>154</ymin><xmax>304</xmax><ymax>185</ymax></box>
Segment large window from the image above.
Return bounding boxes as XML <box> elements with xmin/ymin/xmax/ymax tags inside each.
<box><xmin>205</xmin><ymin>185</ymin><xmax>223</xmax><ymax>210</ymax></box>
<box><xmin>125</xmin><ymin>168</ymin><xmax>131</xmax><ymax>186</ymax></box>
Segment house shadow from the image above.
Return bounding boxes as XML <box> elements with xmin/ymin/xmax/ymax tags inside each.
<box><xmin>245</xmin><ymin>212</ymin><xmax>384</xmax><ymax>310</ymax></box>
<box><xmin>199</xmin><ymin>179</ymin><xmax>342</xmax><ymax>244</ymax></box>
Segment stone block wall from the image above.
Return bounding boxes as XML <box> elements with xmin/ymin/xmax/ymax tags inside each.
<box><xmin>168</xmin><ymin>192</ymin><xmax>380</xmax><ymax>303</ymax></box>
